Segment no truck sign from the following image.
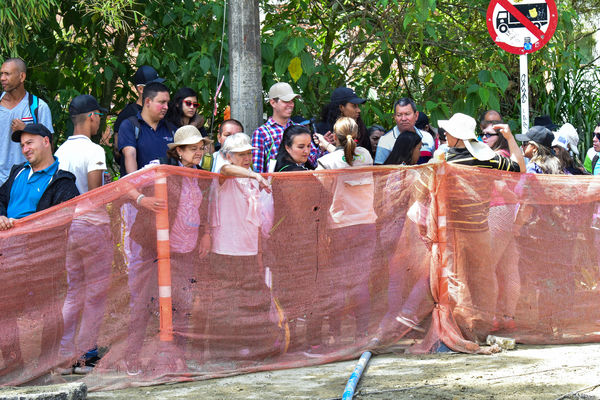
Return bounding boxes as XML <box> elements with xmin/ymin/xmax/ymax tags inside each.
<box><xmin>486</xmin><ymin>0</ymin><xmax>558</xmax><ymax>55</ymax></box>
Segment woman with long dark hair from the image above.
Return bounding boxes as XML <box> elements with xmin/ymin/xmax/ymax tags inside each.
<box><xmin>383</xmin><ymin>131</ymin><xmax>422</xmax><ymax>166</ymax></box>
<box><xmin>165</xmin><ymin>87</ymin><xmax>207</xmax><ymax>134</ymax></box>
<box><xmin>315</xmin><ymin>87</ymin><xmax>371</xmax><ymax>153</ymax></box>
<box><xmin>274</xmin><ymin>125</ymin><xmax>315</xmax><ymax>172</ymax></box>
<box><xmin>269</xmin><ymin>125</ymin><xmax>322</xmax><ymax>353</ymax></box>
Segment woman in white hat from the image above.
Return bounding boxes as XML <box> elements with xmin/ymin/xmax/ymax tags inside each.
<box><xmin>128</xmin><ymin>125</ymin><xmax>214</xmax><ymax>369</ymax></box>
<box><xmin>207</xmin><ymin>132</ymin><xmax>280</xmax><ymax>360</ymax></box>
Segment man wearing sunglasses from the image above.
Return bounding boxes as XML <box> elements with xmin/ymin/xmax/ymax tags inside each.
<box><xmin>584</xmin><ymin>123</ymin><xmax>600</xmax><ymax>175</ymax></box>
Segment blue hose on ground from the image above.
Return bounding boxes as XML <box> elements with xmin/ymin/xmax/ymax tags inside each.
<box><xmin>342</xmin><ymin>351</ymin><xmax>372</xmax><ymax>400</ymax></box>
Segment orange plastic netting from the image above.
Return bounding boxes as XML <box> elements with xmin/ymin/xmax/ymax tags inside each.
<box><xmin>0</xmin><ymin>163</ymin><xmax>599</xmax><ymax>390</ymax></box>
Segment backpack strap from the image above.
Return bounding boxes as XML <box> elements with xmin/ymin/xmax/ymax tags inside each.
<box><xmin>592</xmin><ymin>154</ymin><xmax>599</xmax><ymax>173</ymax></box>
<box><xmin>126</xmin><ymin>115</ymin><xmax>141</xmax><ymax>142</ymax></box>
<box><xmin>28</xmin><ymin>93</ymin><xmax>39</xmax><ymax>124</ymax></box>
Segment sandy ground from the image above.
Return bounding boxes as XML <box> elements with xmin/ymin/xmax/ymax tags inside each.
<box><xmin>84</xmin><ymin>343</ymin><xmax>600</xmax><ymax>399</ymax></box>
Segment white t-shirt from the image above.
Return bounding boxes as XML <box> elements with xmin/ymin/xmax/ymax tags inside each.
<box><xmin>55</xmin><ymin>135</ymin><xmax>108</xmax><ymax>224</ymax></box>
<box><xmin>316</xmin><ymin>147</ymin><xmax>377</xmax><ymax>229</ymax></box>
<box><xmin>55</xmin><ymin>135</ymin><xmax>107</xmax><ymax>193</ymax></box>
<box><xmin>212</xmin><ymin>150</ymin><xmax>226</xmax><ymax>173</ymax></box>
<box><xmin>209</xmin><ymin>173</ymin><xmax>261</xmax><ymax>256</ymax></box>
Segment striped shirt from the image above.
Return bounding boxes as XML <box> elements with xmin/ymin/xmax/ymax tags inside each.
<box><xmin>444</xmin><ymin>147</ymin><xmax>520</xmax><ymax>232</ymax></box>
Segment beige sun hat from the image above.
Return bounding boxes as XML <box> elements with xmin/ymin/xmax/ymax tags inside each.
<box><xmin>438</xmin><ymin>113</ymin><xmax>496</xmax><ymax>161</ymax></box>
<box><xmin>167</xmin><ymin>125</ymin><xmax>213</xmax><ymax>149</ymax></box>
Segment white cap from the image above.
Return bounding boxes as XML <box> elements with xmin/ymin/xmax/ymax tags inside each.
<box><xmin>551</xmin><ymin>123</ymin><xmax>579</xmax><ymax>155</ymax></box>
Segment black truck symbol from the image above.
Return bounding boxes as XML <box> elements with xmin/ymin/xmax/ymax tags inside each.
<box><xmin>496</xmin><ymin>3</ymin><xmax>548</xmax><ymax>33</ymax></box>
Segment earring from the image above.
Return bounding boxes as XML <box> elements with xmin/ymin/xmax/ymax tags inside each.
<box><xmin>179</xmin><ymin>155</ymin><xmax>182</xmax><ymax>160</ymax></box>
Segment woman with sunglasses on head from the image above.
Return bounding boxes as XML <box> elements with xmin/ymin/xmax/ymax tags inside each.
<box><xmin>166</xmin><ymin>87</ymin><xmax>208</xmax><ymax>135</ymax></box>
<box><xmin>480</xmin><ymin>119</ymin><xmax>521</xmax><ymax>332</ymax></box>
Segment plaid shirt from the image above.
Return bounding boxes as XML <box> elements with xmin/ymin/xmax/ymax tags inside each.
<box><xmin>251</xmin><ymin>117</ymin><xmax>322</xmax><ymax>172</ymax></box>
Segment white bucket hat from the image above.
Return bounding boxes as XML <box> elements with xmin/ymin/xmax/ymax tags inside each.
<box><xmin>438</xmin><ymin>113</ymin><xmax>496</xmax><ymax>161</ymax></box>
<box><xmin>221</xmin><ymin>132</ymin><xmax>257</xmax><ymax>154</ymax></box>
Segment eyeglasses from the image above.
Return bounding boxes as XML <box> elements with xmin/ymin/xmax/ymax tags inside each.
<box><xmin>482</xmin><ymin>133</ymin><xmax>498</xmax><ymax>138</ymax></box>
<box><xmin>88</xmin><ymin>112</ymin><xmax>104</xmax><ymax>117</ymax></box>
<box><xmin>183</xmin><ymin>100</ymin><xmax>200</xmax><ymax>108</ymax></box>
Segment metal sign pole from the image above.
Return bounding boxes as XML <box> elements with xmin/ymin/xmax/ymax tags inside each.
<box><xmin>519</xmin><ymin>53</ymin><xmax>529</xmax><ymax>134</ymax></box>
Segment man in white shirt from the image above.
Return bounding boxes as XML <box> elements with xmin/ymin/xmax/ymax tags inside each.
<box><xmin>374</xmin><ymin>97</ymin><xmax>434</xmax><ymax>164</ymax></box>
<box><xmin>212</xmin><ymin>118</ymin><xmax>244</xmax><ymax>173</ymax></box>
<box><xmin>54</xmin><ymin>94</ymin><xmax>112</xmax><ymax>374</ymax></box>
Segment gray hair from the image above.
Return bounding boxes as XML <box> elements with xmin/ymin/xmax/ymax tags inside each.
<box><xmin>221</xmin><ymin>132</ymin><xmax>251</xmax><ymax>157</ymax></box>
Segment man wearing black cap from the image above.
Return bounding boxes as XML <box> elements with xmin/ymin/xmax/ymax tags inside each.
<box><xmin>54</xmin><ymin>94</ymin><xmax>113</xmax><ymax>374</ymax></box>
<box><xmin>112</xmin><ymin>66</ymin><xmax>165</xmax><ymax>172</ymax></box>
<box><xmin>55</xmin><ymin>95</ymin><xmax>108</xmax><ymax>192</ymax></box>
<box><xmin>0</xmin><ymin>123</ymin><xmax>79</xmax><ymax>230</ymax></box>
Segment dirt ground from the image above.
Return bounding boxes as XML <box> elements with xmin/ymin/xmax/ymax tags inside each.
<box><xmin>84</xmin><ymin>342</ymin><xmax>600</xmax><ymax>399</ymax></box>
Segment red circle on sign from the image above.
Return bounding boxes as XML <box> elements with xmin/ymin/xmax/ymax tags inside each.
<box><xmin>487</xmin><ymin>0</ymin><xmax>557</xmax><ymax>55</ymax></box>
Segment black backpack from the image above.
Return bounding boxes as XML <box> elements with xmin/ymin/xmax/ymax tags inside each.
<box><xmin>28</xmin><ymin>93</ymin><xmax>40</xmax><ymax>123</ymax></box>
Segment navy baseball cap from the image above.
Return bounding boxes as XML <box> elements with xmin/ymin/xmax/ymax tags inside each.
<box><xmin>69</xmin><ymin>94</ymin><xmax>108</xmax><ymax>115</ymax></box>
<box><xmin>12</xmin><ymin>123</ymin><xmax>52</xmax><ymax>143</ymax></box>
<box><xmin>132</xmin><ymin>65</ymin><xmax>165</xmax><ymax>86</ymax></box>
<box><xmin>330</xmin><ymin>87</ymin><xmax>366</xmax><ymax>105</ymax></box>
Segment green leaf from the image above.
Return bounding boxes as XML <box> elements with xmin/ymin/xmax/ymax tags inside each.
<box><xmin>262</xmin><ymin>43</ymin><xmax>275</xmax><ymax>64</ymax></box>
<box><xmin>492</xmin><ymin>70</ymin><xmax>509</xmax><ymax>92</ymax></box>
<box><xmin>169</xmin><ymin>60</ymin><xmax>177</xmax><ymax>74</ymax></box>
<box><xmin>273</xmin><ymin>31</ymin><xmax>288</xmax><ymax>49</ymax></box>
<box><xmin>274</xmin><ymin>55</ymin><xmax>291</xmax><ymax>76</ymax></box>
<box><xmin>104</xmin><ymin>66</ymin><xmax>113</xmax><ymax>82</ymax></box>
<box><xmin>478</xmin><ymin>70</ymin><xmax>491</xmax><ymax>83</ymax></box>
<box><xmin>199</xmin><ymin>57</ymin><xmax>211</xmax><ymax>73</ymax></box>
<box><xmin>488</xmin><ymin>91</ymin><xmax>500</xmax><ymax>111</ymax></box>
<box><xmin>300</xmin><ymin>52</ymin><xmax>315</xmax><ymax>76</ymax></box>
<box><xmin>478</xmin><ymin>86</ymin><xmax>490</xmax><ymax>105</ymax></box>
<box><xmin>467</xmin><ymin>84</ymin><xmax>479</xmax><ymax>94</ymax></box>
<box><xmin>287</xmin><ymin>37</ymin><xmax>305</xmax><ymax>56</ymax></box>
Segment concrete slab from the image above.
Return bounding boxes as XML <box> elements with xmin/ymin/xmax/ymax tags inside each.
<box><xmin>0</xmin><ymin>382</ymin><xmax>86</xmax><ymax>400</ymax></box>
<box><xmin>80</xmin><ymin>343</ymin><xmax>600</xmax><ymax>399</ymax></box>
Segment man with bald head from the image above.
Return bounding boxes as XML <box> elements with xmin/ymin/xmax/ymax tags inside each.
<box><xmin>0</xmin><ymin>58</ymin><xmax>54</xmax><ymax>183</ymax></box>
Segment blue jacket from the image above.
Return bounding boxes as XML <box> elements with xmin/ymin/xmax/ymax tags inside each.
<box><xmin>0</xmin><ymin>162</ymin><xmax>79</xmax><ymax>217</ymax></box>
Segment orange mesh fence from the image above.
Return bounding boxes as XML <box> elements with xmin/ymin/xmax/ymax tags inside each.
<box><xmin>0</xmin><ymin>163</ymin><xmax>599</xmax><ymax>390</ymax></box>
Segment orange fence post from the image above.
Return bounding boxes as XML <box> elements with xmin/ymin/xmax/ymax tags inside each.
<box><xmin>154</xmin><ymin>172</ymin><xmax>173</xmax><ymax>342</ymax></box>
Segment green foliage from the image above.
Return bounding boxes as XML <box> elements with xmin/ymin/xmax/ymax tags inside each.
<box><xmin>2</xmin><ymin>0</ymin><xmax>600</xmax><ymax>165</ymax></box>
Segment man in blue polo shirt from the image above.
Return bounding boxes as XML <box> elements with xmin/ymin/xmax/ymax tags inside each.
<box><xmin>0</xmin><ymin>123</ymin><xmax>79</xmax><ymax>230</ymax></box>
<box><xmin>118</xmin><ymin>81</ymin><xmax>176</xmax><ymax>174</ymax></box>
<box><xmin>0</xmin><ymin>122</ymin><xmax>78</xmax><ymax>377</ymax></box>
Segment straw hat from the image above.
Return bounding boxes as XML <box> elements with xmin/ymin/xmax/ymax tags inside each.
<box><xmin>167</xmin><ymin>125</ymin><xmax>213</xmax><ymax>149</ymax></box>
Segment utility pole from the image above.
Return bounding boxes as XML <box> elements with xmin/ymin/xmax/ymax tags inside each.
<box><xmin>228</xmin><ymin>0</ymin><xmax>263</xmax><ymax>135</ymax></box>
